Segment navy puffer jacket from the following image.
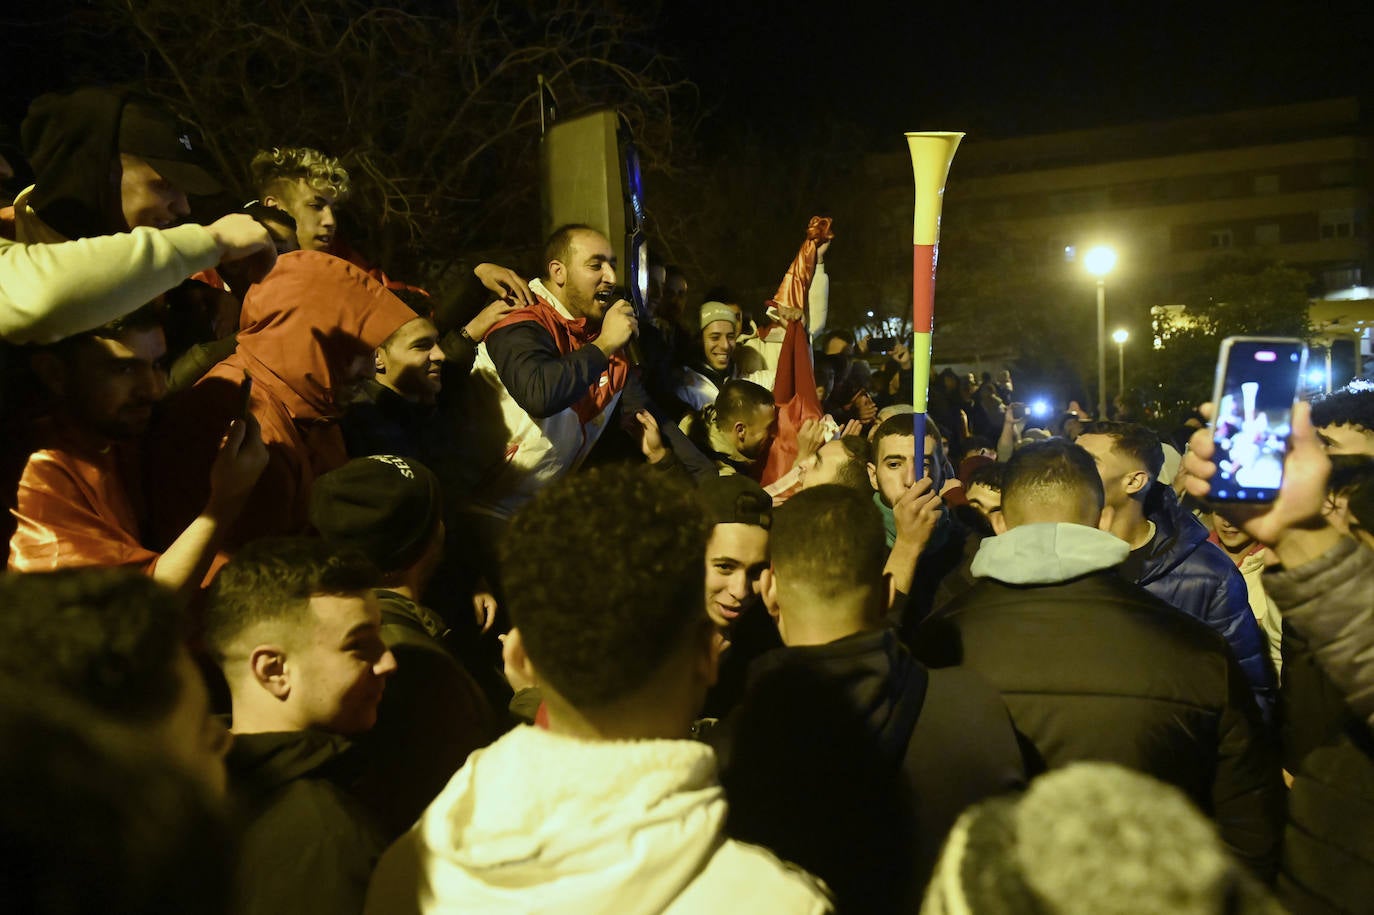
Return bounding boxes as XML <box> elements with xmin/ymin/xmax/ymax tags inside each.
<box><xmin>1139</xmin><ymin>488</ymin><xmax>1276</xmax><ymax>721</ymax></box>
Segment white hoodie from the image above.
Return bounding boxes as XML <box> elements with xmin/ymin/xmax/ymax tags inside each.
<box><xmin>364</xmin><ymin>725</ymin><xmax>831</xmax><ymax>915</ymax></box>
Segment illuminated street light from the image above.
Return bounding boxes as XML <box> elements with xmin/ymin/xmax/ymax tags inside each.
<box><xmin>1084</xmin><ymin>245</ymin><xmax>1118</xmax><ymax>277</ymax></box>
<box><xmin>1084</xmin><ymin>245</ymin><xmax>1117</xmax><ymax>418</ymax></box>
<box><xmin>1112</xmin><ymin>328</ymin><xmax>1129</xmax><ymax>405</ymax></box>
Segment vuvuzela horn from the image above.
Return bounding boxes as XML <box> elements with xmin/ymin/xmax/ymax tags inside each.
<box><xmin>905</xmin><ymin>131</ymin><xmax>964</xmax><ymax>448</ymax></box>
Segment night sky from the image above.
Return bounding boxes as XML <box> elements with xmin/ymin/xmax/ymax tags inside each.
<box><xmin>660</xmin><ymin>1</ymin><xmax>1374</xmax><ymax>145</ymax></box>
<box><xmin>4</xmin><ymin>3</ymin><xmax>1371</xmax><ymax>152</ymax></box>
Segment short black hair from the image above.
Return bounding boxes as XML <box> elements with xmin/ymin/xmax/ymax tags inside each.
<box><xmin>204</xmin><ymin>538</ymin><xmax>380</xmax><ymax>661</ymax></box>
<box><xmin>962</xmin><ymin>434</ymin><xmax>995</xmax><ymax>456</ymax></box>
<box><xmin>829</xmin><ymin>435</ymin><xmax>873</xmax><ymax>492</ymax></box>
<box><xmin>1329</xmin><ymin>456</ymin><xmax>1374</xmax><ymax>530</ymax></box>
<box><xmin>44</xmin><ymin>302</ymin><xmax>164</xmax><ymax>359</ymax></box>
<box><xmin>388</xmin><ymin>288</ymin><xmax>434</xmax><ymax>320</ymax></box>
<box><xmin>542</xmin><ymin>223</ymin><xmax>596</xmax><ymax>277</ymax></box>
<box><xmin>499</xmin><ymin>465</ymin><xmax>709</xmax><ymax>709</ymax></box>
<box><xmin>0</xmin><ymin>679</ymin><xmax>233</xmax><ymax>915</ymax></box>
<box><xmin>1081</xmin><ymin>421</ymin><xmax>1165</xmax><ymax>479</ymax></box>
<box><xmin>0</xmin><ymin>570</ymin><xmax>186</xmax><ymax>724</ymax></box>
<box><xmin>712</xmin><ymin>378</ymin><xmax>774</xmax><ymax>429</ymax></box>
<box><xmin>1311</xmin><ymin>386</ymin><xmax>1374</xmax><ymax>433</ymax></box>
<box><xmin>872</xmin><ymin>413</ymin><xmax>923</xmax><ymax>453</ymax></box>
<box><xmin>771</xmin><ymin>485</ymin><xmax>886</xmax><ymax>600</ymax></box>
<box><xmin>967</xmin><ymin>461</ymin><xmax>1006</xmax><ymax>493</ymax></box>
<box><xmin>1001</xmin><ymin>439</ymin><xmax>1104</xmax><ymax>521</ymax></box>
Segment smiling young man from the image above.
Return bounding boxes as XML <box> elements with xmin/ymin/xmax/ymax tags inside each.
<box><xmin>697</xmin><ymin>474</ymin><xmax>780</xmax><ymax>719</ymax></box>
<box><xmin>341</xmin><ymin>298</ymin><xmax>448</xmax><ymax>460</ymax></box>
<box><xmin>675</xmin><ymin>301</ymin><xmax>741</xmax><ymax>412</ymax></box>
<box><xmin>11</xmin><ymin>88</ymin><xmax>222</xmax><ymax>244</ymax></box>
<box><xmin>206</xmin><ymin>538</ymin><xmax>396</xmax><ymax>915</ymax></box>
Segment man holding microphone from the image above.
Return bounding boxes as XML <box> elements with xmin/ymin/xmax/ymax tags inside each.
<box><xmin>454</xmin><ymin>225</ymin><xmax>710</xmax><ymax>569</ymax></box>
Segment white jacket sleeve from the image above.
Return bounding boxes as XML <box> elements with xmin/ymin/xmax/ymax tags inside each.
<box><xmin>0</xmin><ymin>224</ymin><xmax>221</xmax><ymax>344</ymax></box>
<box><xmin>807</xmin><ymin>262</ymin><xmax>828</xmax><ymax>335</ymax></box>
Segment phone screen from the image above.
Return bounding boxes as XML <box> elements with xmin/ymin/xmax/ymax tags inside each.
<box><xmin>1208</xmin><ymin>337</ymin><xmax>1306</xmax><ymax>503</ymax></box>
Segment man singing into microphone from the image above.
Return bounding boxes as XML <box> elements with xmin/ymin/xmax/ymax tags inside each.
<box><xmin>455</xmin><ymin>225</ymin><xmax>711</xmax><ymax>544</ymax></box>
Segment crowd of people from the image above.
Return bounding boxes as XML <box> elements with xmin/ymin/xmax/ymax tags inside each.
<box><xmin>1</xmin><ymin>86</ymin><xmax>1373</xmax><ymax>914</ymax></box>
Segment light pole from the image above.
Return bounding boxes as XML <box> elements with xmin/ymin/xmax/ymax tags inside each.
<box><xmin>1084</xmin><ymin>245</ymin><xmax>1118</xmax><ymax>420</ymax></box>
<box><xmin>1112</xmin><ymin>328</ymin><xmax>1129</xmax><ymax>407</ymax></box>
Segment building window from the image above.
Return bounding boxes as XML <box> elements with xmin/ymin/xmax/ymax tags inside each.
<box><xmin>1209</xmin><ymin>228</ymin><xmax>1234</xmax><ymax>249</ymax></box>
<box><xmin>1254</xmin><ymin>223</ymin><xmax>1280</xmax><ymax>246</ymax></box>
<box><xmin>1253</xmin><ymin>174</ymin><xmax>1280</xmax><ymax>195</ymax></box>
<box><xmin>1207</xmin><ymin>177</ymin><xmax>1237</xmax><ymax>198</ymax></box>
<box><xmin>1320</xmin><ymin>209</ymin><xmax>1356</xmax><ymax>240</ymax></box>
<box><xmin>1048</xmin><ymin>189</ymin><xmax>1108</xmax><ymax>214</ymax></box>
<box><xmin>1322</xmin><ymin>267</ymin><xmax>1362</xmax><ymax>290</ymax></box>
<box><xmin>1318</xmin><ymin>163</ymin><xmax>1356</xmax><ymax>187</ymax></box>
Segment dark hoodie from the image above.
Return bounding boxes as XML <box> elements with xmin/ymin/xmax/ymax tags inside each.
<box><xmin>19</xmin><ymin>87</ymin><xmax>128</xmax><ymax>240</ymax></box>
<box><xmin>146</xmin><ymin>251</ymin><xmax>415</xmax><ymax>563</ymax></box>
<box><xmin>712</xmin><ymin>628</ymin><xmax>1024</xmax><ymax>912</ymax></box>
<box><xmin>227</xmin><ymin>730</ymin><xmax>386</xmax><ymax>915</ymax></box>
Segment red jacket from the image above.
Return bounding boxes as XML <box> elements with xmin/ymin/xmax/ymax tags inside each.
<box><xmin>146</xmin><ymin>251</ymin><xmax>414</xmax><ymax>571</ymax></box>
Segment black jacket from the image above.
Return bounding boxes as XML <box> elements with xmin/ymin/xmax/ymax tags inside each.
<box><xmin>348</xmin><ymin>590</ymin><xmax>499</xmax><ymax>839</ymax></box>
<box><xmin>226</xmin><ymin>730</ymin><xmax>387</xmax><ymax>915</ymax></box>
<box><xmin>712</xmin><ymin>628</ymin><xmax>1025</xmax><ymax>913</ymax></box>
<box><xmin>916</xmin><ymin>570</ymin><xmax>1284</xmax><ymax>880</ymax></box>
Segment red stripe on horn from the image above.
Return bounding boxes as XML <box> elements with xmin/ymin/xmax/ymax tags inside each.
<box><xmin>913</xmin><ymin>243</ymin><xmax>936</xmax><ymax>332</ymax></box>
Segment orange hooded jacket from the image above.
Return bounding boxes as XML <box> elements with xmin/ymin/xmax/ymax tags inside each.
<box><xmin>146</xmin><ymin>251</ymin><xmax>415</xmax><ymax>567</ymax></box>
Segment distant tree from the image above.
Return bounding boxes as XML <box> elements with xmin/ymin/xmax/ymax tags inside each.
<box><xmin>74</xmin><ymin>0</ymin><xmax>695</xmax><ymax>286</ymax></box>
<box><xmin>1139</xmin><ymin>251</ymin><xmax>1312</xmax><ymax>423</ymax></box>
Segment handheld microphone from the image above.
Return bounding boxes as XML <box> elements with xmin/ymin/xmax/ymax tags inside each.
<box><xmin>614</xmin><ymin>288</ymin><xmax>644</xmax><ymax>367</ymax></box>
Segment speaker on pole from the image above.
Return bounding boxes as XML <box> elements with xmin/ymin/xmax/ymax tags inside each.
<box><xmin>538</xmin><ymin>108</ymin><xmax>648</xmax><ymax>315</ymax></box>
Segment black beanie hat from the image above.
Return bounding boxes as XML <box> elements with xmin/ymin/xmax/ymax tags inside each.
<box><xmin>309</xmin><ymin>455</ymin><xmax>442</xmax><ymax>573</ymax></box>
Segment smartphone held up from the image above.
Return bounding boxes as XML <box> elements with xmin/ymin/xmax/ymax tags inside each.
<box><xmin>1207</xmin><ymin>337</ymin><xmax>1307</xmax><ymax>503</ymax></box>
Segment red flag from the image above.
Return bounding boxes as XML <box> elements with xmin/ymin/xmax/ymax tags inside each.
<box><xmin>760</xmin><ymin>217</ymin><xmax>834</xmax><ymax>485</ymax></box>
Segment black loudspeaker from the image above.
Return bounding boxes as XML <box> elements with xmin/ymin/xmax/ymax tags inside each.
<box><xmin>538</xmin><ymin>108</ymin><xmax>647</xmax><ymax>312</ymax></box>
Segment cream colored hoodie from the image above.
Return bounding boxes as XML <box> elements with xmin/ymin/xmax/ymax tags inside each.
<box><xmin>1</xmin><ymin>187</ymin><xmax>220</xmax><ymax>343</ymax></box>
<box><xmin>364</xmin><ymin>725</ymin><xmax>831</xmax><ymax>914</ymax></box>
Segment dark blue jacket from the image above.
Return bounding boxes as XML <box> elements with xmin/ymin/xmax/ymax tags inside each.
<box><xmin>1139</xmin><ymin>488</ymin><xmax>1276</xmax><ymax>720</ymax></box>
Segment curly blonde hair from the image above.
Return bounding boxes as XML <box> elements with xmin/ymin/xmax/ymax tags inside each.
<box><xmin>250</xmin><ymin>147</ymin><xmax>351</xmax><ymax>202</ymax></box>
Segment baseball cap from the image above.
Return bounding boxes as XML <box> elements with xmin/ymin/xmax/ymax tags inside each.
<box><xmin>118</xmin><ymin>99</ymin><xmax>222</xmax><ymax>196</ymax></box>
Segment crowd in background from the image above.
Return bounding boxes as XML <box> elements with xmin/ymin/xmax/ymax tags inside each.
<box><xmin>2</xmin><ymin>86</ymin><xmax>1374</xmax><ymax>914</ymax></box>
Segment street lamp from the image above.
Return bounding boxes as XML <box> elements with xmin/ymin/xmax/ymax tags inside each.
<box><xmin>1112</xmin><ymin>328</ymin><xmax>1129</xmax><ymax>407</ymax></box>
<box><xmin>1084</xmin><ymin>245</ymin><xmax>1118</xmax><ymax>419</ymax></box>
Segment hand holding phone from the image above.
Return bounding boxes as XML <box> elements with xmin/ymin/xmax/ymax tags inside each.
<box><xmin>1206</xmin><ymin>337</ymin><xmax>1307</xmax><ymax>503</ymax></box>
